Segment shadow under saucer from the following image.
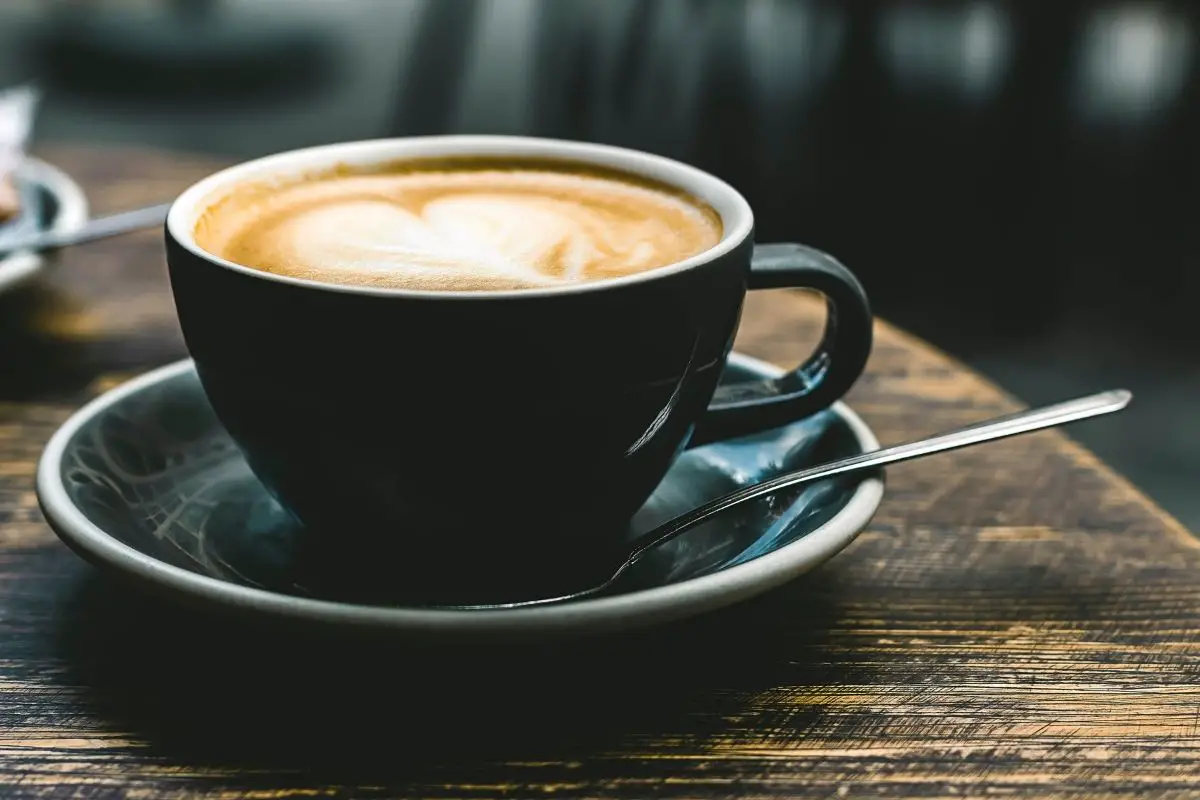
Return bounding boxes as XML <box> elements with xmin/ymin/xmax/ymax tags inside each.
<box><xmin>52</xmin><ymin>560</ymin><xmax>855</xmax><ymax>780</ymax></box>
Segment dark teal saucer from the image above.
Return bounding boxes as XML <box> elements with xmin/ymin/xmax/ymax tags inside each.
<box><xmin>38</xmin><ymin>354</ymin><xmax>884</xmax><ymax>640</ymax></box>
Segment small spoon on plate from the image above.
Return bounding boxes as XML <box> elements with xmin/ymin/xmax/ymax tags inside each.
<box><xmin>446</xmin><ymin>388</ymin><xmax>1132</xmax><ymax>611</ymax></box>
<box><xmin>0</xmin><ymin>201</ymin><xmax>172</xmax><ymax>257</ymax></box>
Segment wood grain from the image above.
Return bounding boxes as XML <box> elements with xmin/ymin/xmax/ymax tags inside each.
<box><xmin>0</xmin><ymin>143</ymin><xmax>1193</xmax><ymax>799</ymax></box>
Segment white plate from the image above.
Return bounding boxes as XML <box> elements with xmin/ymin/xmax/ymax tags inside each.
<box><xmin>0</xmin><ymin>157</ymin><xmax>89</xmax><ymax>293</ymax></box>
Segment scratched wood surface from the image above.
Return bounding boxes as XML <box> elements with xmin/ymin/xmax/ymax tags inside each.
<box><xmin>0</xmin><ymin>144</ymin><xmax>1196</xmax><ymax>798</ymax></box>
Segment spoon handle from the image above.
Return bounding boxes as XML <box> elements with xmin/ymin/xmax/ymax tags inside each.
<box><xmin>623</xmin><ymin>389</ymin><xmax>1132</xmax><ymax>566</ymax></box>
<box><xmin>2</xmin><ymin>201</ymin><xmax>173</xmax><ymax>254</ymax></box>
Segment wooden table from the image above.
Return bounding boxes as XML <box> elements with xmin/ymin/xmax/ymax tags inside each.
<box><xmin>1</xmin><ymin>145</ymin><xmax>1197</xmax><ymax>798</ymax></box>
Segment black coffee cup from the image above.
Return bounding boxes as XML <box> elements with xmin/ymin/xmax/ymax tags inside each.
<box><xmin>164</xmin><ymin>136</ymin><xmax>872</xmax><ymax>584</ymax></box>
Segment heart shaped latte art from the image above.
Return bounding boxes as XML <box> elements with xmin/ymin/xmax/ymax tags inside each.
<box><xmin>285</xmin><ymin>199</ymin><xmax>553</xmax><ymax>285</ymax></box>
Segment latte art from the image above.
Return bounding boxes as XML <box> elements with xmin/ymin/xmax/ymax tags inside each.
<box><xmin>194</xmin><ymin>160</ymin><xmax>723</xmax><ymax>291</ymax></box>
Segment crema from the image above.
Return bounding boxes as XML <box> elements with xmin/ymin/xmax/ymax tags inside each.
<box><xmin>193</xmin><ymin>158</ymin><xmax>723</xmax><ymax>292</ymax></box>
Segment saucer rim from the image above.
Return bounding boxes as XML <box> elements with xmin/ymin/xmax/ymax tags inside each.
<box><xmin>0</xmin><ymin>157</ymin><xmax>90</xmax><ymax>293</ymax></box>
<box><xmin>37</xmin><ymin>354</ymin><xmax>884</xmax><ymax>638</ymax></box>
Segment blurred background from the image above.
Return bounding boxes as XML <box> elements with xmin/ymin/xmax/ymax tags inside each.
<box><xmin>0</xmin><ymin>0</ymin><xmax>1195</xmax><ymax>528</ymax></box>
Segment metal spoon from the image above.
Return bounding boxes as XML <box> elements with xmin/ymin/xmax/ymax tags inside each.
<box><xmin>0</xmin><ymin>201</ymin><xmax>172</xmax><ymax>256</ymax></box>
<box><xmin>450</xmin><ymin>389</ymin><xmax>1132</xmax><ymax>611</ymax></box>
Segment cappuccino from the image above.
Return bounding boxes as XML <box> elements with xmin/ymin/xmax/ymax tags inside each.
<box><xmin>193</xmin><ymin>157</ymin><xmax>723</xmax><ymax>291</ymax></box>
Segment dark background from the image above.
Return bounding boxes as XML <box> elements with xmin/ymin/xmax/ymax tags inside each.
<box><xmin>1</xmin><ymin>0</ymin><xmax>1195</xmax><ymax>528</ymax></box>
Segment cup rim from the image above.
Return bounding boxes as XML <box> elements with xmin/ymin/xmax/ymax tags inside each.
<box><xmin>166</xmin><ymin>135</ymin><xmax>755</xmax><ymax>300</ymax></box>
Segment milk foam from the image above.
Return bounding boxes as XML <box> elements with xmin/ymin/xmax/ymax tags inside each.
<box><xmin>193</xmin><ymin>164</ymin><xmax>723</xmax><ymax>291</ymax></box>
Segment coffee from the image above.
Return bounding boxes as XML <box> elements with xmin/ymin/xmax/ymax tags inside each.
<box><xmin>193</xmin><ymin>157</ymin><xmax>723</xmax><ymax>292</ymax></box>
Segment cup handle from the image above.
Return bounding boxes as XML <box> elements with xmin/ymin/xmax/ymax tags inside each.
<box><xmin>690</xmin><ymin>243</ymin><xmax>873</xmax><ymax>446</ymax></box>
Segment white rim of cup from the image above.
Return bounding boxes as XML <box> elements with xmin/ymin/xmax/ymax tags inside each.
<box><xmin>165</xmin><ymin>135</ymin><xmax>756</xmax><ymax>301</ymax></box>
